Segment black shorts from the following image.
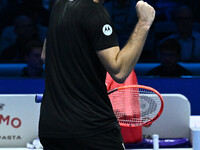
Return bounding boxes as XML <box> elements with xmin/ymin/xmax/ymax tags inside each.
<box><xmin>40</xmin><ymin>128</ymin><xmax>125</xmax><ymax>150</ymax></box>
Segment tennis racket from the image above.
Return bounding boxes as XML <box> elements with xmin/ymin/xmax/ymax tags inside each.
<box><xmin>35</xmin><ymin>85</ymin><xmax>164</xmax><ymax>127</ymax></box>
<box><xmin>108</xmin><ymin>85</ymin><xmax>164</xmax><ymax>127</ymax></box>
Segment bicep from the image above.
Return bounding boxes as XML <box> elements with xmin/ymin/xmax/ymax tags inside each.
<box><xmin>97</xmin><ymin>46</ymin><xmax>122</xmax><ymax>81</ymax></box>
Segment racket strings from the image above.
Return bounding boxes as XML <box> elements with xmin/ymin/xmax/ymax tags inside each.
<box><xmin>109</xmin><ymin>87</ymin><xmax>161</xmax><ymax>126</ymax></box>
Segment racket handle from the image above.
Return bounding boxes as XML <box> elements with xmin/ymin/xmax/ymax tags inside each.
<box><xmin>35</xmin><ymin>94</ymin><xmax>43</xmax><ymax>103</ymax></box>
<box><xmin>153</xmin><ymin>134</ymin><xmax>159</xmax><ymax>150</ymax></box>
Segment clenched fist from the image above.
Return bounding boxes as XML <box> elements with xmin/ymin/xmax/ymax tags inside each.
<box><xmin>136</xmin><ymin>0</ymin><xmax>155</xmax><ymax>27</ymax></box>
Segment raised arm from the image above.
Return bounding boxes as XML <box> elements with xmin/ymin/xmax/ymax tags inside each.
<box><xmin>97</xmin><ymin>1</ymin><xmax>155</xmax><ymax>83</ymax></box>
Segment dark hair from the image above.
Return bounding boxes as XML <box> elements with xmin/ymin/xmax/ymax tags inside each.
<box><xmin>159</xmin><ymin>38</ymin><xmax>181</xmax><ymax>55</ymax></box>
<box><xmin>172</xmin><ymin>5</ymin><xmax>193</xmax><ymax>21</ymax></box>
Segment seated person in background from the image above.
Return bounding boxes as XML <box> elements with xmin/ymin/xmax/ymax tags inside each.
<box><xmin>0</xmin><ymin>0</ymin><xmax>7</xmax><ymax>11</ymax></box>
<box><xmin>146</xmin><ymin>38</ymin><xmax>193</xmax><ymax>77</ymax></box>
<box><xmin>21</xmin><ymin>40</ymin><xmax>44</xmax><ymax>77</ymax></box>
<box><xmin>19</xmin><ymin>0</ymin><xmax>50</xmax><ymax>27</ymax></box>
<box><xmin>0</xmin><ymin>15</ymin><xmax>46</xmax><ymax>57</ymax></box>
<box><xmin>158</xmin><ymin>5</ymin><xmax>200</xmax><ymax>62</ymax></box>
<box><xmin>185</xmin><ymin>0</ymin><xmax>200</xmax><ymax>23</ymax></box>
<box><xmin>0</xmin><ymin>0</ymin><xmax>21</xmax><ymax>33</ymax></box>
<box><xmin>0</xmin><ymin>16</ymin><xmax>41</xmax><ymax>63</ymax></box>
<box><xmin>153</xmin><ymin>0</ymin><xmax>180</xmax><ymax>22</ymax></box>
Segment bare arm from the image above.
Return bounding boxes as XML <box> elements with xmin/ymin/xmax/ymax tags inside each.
<box><xmin>97</xmin><ymin>1</ymin><xmax>155</xmax><ymax>83</ymax></box>
<box><xmin>41</xmin><ymin>38</ymin><xmax>46</xmax><ymax>63</ymax></box>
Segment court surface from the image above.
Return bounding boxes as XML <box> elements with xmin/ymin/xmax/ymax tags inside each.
<box><xmin>0</xmin><ymin>148</ymin><xmax>194</xmax><ymax>150</ymax></box>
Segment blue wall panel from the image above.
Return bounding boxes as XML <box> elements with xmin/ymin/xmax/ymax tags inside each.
<box><xmin>138</xmin><ymin>77</ymin><xmax>200</xmax><ymax>115</ymax></box>
<box><xmin>0</xmin><ymin>77</ymin><xmax>199</xmax><ymax>115</ymax></box>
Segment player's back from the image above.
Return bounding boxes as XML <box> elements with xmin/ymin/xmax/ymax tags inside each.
<box><xmin>39</xmin><ymin>0</ymin><xmax>119</xmax><ymax>139</ymax></box>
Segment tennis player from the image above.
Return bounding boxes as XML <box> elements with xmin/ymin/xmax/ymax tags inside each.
<box><xmin>39</xmin><ymin>0</ymin><xmax>155</xmax><ymax>149</ymax></box>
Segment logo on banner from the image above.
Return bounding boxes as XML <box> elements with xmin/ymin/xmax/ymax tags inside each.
<box><xmin>0</xmin><ymin>136</ymin><xmax>21</xmax><ymax>140</ymax></box>
<box><xmin>0</xmin><ymin>114</ymin><xmax>22</xmax><ymax>128</ymax></box>
<box><xmin>0</xmin><ymin>103</ymin><xmax>22</xmax><ymax>128</ymax></box>
<box><xmin>102</xmin><ymin>24</ymin><xmax>113</xmax><ymax>36</ymax></box>
<box><xmin>0</xmin><ymin>103</ymin><xmax>22</xmax><ymax>142</ymax></box>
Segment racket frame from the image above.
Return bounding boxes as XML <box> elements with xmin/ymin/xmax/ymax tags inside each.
<box><xmin>108</xmin><ymin>85</ymin><xmax>164</xmax><ymax>127</ymax></box>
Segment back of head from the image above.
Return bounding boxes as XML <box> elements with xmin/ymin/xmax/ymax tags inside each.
<box><xmin>159</xmin><ymin>38</ymin><xmax>181</xmax><ymax>55</ymax></box>
<box><xmin>173</xmin><ymin>5</ymin><xmax>193</xmax><ymax>20</ymax></box>
<box><xmin>24</xmin><ymin>40</ymin><xmax>43</xmax><ymax>73</ymax></box>
<box><xmin>14</xmin><ymin>15</ymin><xmax>38</xmax><ymax>40</ymax></box>
<box><xmin>159</xmin><ymin>39</ymin><xmax>181</xmax><ymax>67</ymax></box>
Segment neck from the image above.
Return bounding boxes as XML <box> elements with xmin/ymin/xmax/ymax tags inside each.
<box><xmin>93</xmin><ymin>0</ymin><xmax>103</xmax><ymax>4</ymax></box>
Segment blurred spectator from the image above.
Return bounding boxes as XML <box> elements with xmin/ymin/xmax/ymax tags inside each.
<box><xmin>154</xmin><ymin>0</ymin><xmax>181</xmax><ymax>22</ymax></box>
<box><xmin>43</xmin><ymin>0</ymin><xmax>56</xmax><ymax>10</ymax></box>
<box><xmin>158</xmin><ymin>5</ymin><xmax>200</xmax><ymax>62</ymax></box>
<box><xmin>22</xmin><ymin>40</ymin><xmax>44</xmax><ymax>77</ymax></box>
<box><xmin>0</xmin><ymin>16</ymin><xmax>41</xmax><ymax>63</ymax></box>
<box><xmin>185</xmin><ymin>0</ymin><xmax>200</xmax><ymax>22</ymax></box>
<box><xmin>0</xmin><ymin>16</ymin><xmax>47</xmax><ymax>56</ymax></box>
<box><xmin>0</xmin><ymin>0</ymin><xmax>21</xmax><ymax>33</ymax></box>
<box><xmin>0</xmin><ymin>0</ymin><xmax>7</xmax><ymax>11</ymax></box>
<box><xmin>43</xmin><ymin>0</ymin><xmax>51</xmax><ymax>10</ymax></box>
<box><xmin>19</xmin><ymin>0</ymin><xmax>50</xmax><ymax>27</ymax></box>
<box><xmin>146</xmin><ymin>39</ymin><xmax>192</xmax><ymax>77</ymax></box>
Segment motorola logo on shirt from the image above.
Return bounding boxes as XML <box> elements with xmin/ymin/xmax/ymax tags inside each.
<box><xmin>102</xmin><ymin>24</ymin><xmax>113</xmax><ymax>36</ymax></box>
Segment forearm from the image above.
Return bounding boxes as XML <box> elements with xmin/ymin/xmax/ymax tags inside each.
<box><xmin>98</xmin><ymin>1</ymin><xmax>155</xmax><ymax>83</ymax></box>
<box><xmin>114</xmin><ymin>21</ymin><xmax>151</xmax><ymax>81</ymax></box>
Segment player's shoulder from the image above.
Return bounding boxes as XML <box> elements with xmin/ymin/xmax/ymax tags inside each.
<box><xmin>79</xmin><ymin>1</ymin><xmax>111</xmax><ymax>26</ymax></box>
